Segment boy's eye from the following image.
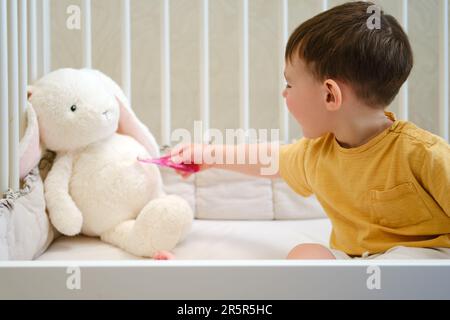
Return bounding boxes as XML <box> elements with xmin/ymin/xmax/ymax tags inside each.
<box><xmin>285</xmin><ymin>84</ymin><xmax>291</xmax><ymax>89</ymax></box>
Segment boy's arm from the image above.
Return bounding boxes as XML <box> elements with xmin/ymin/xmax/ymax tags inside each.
<box><xmin>170</xmin><ymin>140</ymin><xmax>313</xmax><ymax>197</ymax></box>
<box><xmin>420</xmin><ymin>141</ymin><xmax>450</xmax><ymax>216</ymax></box>
<box><xmin>214</xmin><ymin>144</ymin><xmax>280</xmax><ymax>178</ymax></box>
<box><xmin>214</xmin><ymin>140</ymin><xmax>313</xmax><ymax>196</ymax></box>
<box><xmin>170</xmin><ymin>143</ymin><xmax>280</xmax><ymax>179</ymax></box>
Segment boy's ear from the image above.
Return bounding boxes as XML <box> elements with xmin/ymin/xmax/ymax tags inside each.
<box><xmin>323</xmin><ymin>79</ymin><xmax>342</xmax><ymax>111</ymax></box>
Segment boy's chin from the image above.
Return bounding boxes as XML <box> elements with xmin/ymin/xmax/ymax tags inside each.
<box><xmin>302</xmin><ymin>131</ymin><xmax>324</xmax><ymax>139</ymax></box>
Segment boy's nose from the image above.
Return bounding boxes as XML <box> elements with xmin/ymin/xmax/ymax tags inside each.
<box><xmin>282</xmin><ymin>89</ymin><xmax>287</xmax><ymax>98</ymax></box>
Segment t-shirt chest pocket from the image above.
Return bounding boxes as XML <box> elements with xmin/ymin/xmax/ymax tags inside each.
<box><xmin>369</xmin><ymin>182</ymin><xmax>433</xmax><ymax>228</ymax></box>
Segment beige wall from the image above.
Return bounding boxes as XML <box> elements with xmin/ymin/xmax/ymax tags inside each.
<box><xmin>48</xmin><ymin>0</ymin><xmax>448</xmax><ymax>144</ymax></box>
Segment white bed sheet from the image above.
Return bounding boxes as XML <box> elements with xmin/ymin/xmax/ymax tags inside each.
<box><xmin>37</xmin><ymin>218</ymin><xmax>332</xmax><ymax>260</ymax></box>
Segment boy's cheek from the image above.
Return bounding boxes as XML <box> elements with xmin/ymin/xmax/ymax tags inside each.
<box><xmin>286</xmin><ymin>98</ymin><xmax>303</xmax><ymax>120</ymax></box>
<box><xmin>286</xmin><ymin>102</ymin><xmax>298</xmax><ymax>120</ymax></box>
<box><xmin>285</xmin><ymin>96</ymin><xmax>296</xmax><ymax>113</ymax></box>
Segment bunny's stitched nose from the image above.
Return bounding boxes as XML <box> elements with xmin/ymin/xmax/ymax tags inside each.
<box><xmin>102</xmin><ymin>109</ymin><xmax>112</xmax><ymax>120</ymax></box>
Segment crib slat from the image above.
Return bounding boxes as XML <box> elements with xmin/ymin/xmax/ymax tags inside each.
<box><xmin>28</xmin><ymin>0</ymin><xmax>38</xmax><ymax>83</ymax></box>
<box><xmin>279</xmin><ymin>0</ymin><xmax>289</xmax><ymax>144</ymax></box>
<box><xmin>161</xmin><ymin>0</ymin><xmax>171</xmax><ymax>146</ymax></box>
<box><xmin>0</xmin><ymin>0</ymin><xmax>9</xmax><ymax>194</ymax></box>
<box><xmin>322</xmin><ymin>0</ymin><xmax>328</xmax><ymax>11</ymax></box>
<box><xmin>121</xmin><ymin>0</ymin><xmax>131</xmax><ymax>103</ymax></box>
<box><xmin>239</xmin><ymin>0</ymin><xmax>249</xmax><ymax>134</ymax></box>
<box><xmin>41</xmin><ymin>0</ymin><xmax>51</xmax><ymax>75</ymax></box>
<box><xmin>8</xmin><ymin>0</ymin><xmax>20</xmax><ymax>191</ymax></box>
<box><xmin>82</xmin><ymin>0</ymin><xmax>92</xmax><ymax>68</ymax></box>
<box><xmin>19</xmin><ymin>0</ymin><xmax>28</xmax><ymax>139</ymax></box>
<box><xmin>439</xmin><ymin>0</ymin><xmax>449</xmax><ymax>142</ymax></box>
<box><xmin>398</xmin><ymin>0</ymin><xmax>409</xmax><ymax>121</ymax></box>
<box><xmin>200</xmin><ymin>0</ymin><xmax>210</xmax><ymax>142</ymax></box>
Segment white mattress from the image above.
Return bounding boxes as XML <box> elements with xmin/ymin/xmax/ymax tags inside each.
<box><xmin>37</xmin><ymin>218</ymin><xmax>332</xmax><ymax>260</ymax></box>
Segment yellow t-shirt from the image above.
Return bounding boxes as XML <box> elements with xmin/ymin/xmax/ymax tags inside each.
<box><xmin>279</xmin><ymin>112</ymin><xmax>450</xmax><ymax>256</ymax></box>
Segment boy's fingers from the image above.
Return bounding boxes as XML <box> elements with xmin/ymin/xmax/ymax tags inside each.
<box><xmin>170</xmin><ymin>144</ymin><xmax>193</xmax><ymax>164</ymax></box>
<box><xmin>181</xmin><ymin>172</ymin><xmax>192</xmax><ymax>179</ymax></box>
<box><xmin>169</xmin><ymin>146</ymin><xmax>183</xmax><ymax>161</ymax></box>
<box><xmin>174</xmin><ymin>169</ymin><xmax>191</xmax><ymax>179</ymax></box>
<box><xmin>169</xmin><ymin>143</ymin><xmax>210</xmax><ymax>166</ymax></box>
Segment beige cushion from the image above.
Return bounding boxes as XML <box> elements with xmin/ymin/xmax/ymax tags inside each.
<box><xmin>272</xmin><ymin>178</ymin><xmax>326</xmax><ymax>220</ymax></box>
<box><xmin>160</xmin><ymin>168</ymin><xmax>326</xmax><ymax>221</ymax></box>
<box><xmin>195</xmin><ymin>169</ymin><xmax>273</xmax><ymax>220</ymax></box>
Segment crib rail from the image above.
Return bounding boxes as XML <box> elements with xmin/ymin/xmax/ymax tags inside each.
<box><xmin>1</xmin><ymin>0</ymin><xmax>449</xmax><ymax>195</ymax></box>
<box><xmin>1</xmin><ymin>260</ymin><xmax>450</xmax><ymax>299</ymax></box>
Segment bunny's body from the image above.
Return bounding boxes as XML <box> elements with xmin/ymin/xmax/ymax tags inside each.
<box><xmin>71</xmin><ymin>133</ymin><xmax>162</xmax><ymax>236</ymax></box>
<box><xmin>28</xmin><ymin>68</ymin><xmax>193</xmax><ymax>258</ymax></box>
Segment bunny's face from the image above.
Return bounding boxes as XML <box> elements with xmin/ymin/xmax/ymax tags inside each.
<box><xmin>29</xmin><ymin>68</ymin><xmax>120</xmax><ymax>152</ymax></box>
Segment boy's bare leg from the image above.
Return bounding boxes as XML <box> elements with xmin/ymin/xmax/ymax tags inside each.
<box><xmin>286</xmin><ymin>243</ymin><xmax>336</xmax><ymax>260</ymax></box>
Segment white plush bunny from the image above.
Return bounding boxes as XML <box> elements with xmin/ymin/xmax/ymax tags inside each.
<box><xmin>26</xmin><ymin>68</ymin><xmax>193</xmax><ymax>259</ymax></box>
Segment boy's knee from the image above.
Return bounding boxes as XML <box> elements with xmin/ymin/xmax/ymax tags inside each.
<box><xmin>286</xmin><ymin>243</ymin><xmax>336</xmax><ymax>260</ymax></box>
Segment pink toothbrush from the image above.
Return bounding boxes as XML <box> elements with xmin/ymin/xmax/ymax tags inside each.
<box><xmin>137</xmin><ymin>155</ymin><xmax>201</xmax><ymax>173</ymax></box>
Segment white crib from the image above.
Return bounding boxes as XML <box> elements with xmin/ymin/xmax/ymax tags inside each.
<box><xmin>1</xmin><ymin>0</ymin><xmax>450</xmax><ymax>299</ymax></box>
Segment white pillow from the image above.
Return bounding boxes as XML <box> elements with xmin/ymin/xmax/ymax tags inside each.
<box><xmin>0</xmin><ymin>168</ymin><xmax>54</xmax><ymax>260</ymax></box>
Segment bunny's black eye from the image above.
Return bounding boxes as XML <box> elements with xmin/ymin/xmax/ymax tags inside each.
<box><xmin>70</xmin><ymin>105</ymin><xmax>77</xmax><ymax>112</ymax></box>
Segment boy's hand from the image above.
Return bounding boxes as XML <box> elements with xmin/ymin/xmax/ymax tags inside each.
<box><xmin>169</xmin><ymin>143</ymin><xmax>214</xmax><ymax>179</ymax></box>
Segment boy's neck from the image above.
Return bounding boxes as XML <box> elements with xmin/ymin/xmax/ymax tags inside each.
<box><xmin>332</xmin><ymin>106</ymin><xmax>394</xmax><ymax>149</ymax></box>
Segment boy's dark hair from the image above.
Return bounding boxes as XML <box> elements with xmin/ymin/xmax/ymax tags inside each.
<box><xmin>285</xmin><ymin>1</ymin><xmax>413</xmax><ymax>107</ymax></box>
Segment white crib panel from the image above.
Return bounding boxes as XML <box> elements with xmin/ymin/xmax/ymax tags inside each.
<box><xmin>41</xmin><ymin>0</ymin><xmax>51</xmax><ymax>74</ymax></box>
<box><xmin>19</xmin><ymin>0</ymin><xmax>28</xmax><ymax>139</ymax></box>
<box><xmin>121</xmin><ymin>0</ymin><xmax>131</xmax><ymax>102</ymax></box>
<box><xmin>200</xmin><ymin>0</ymin><xmax>210</xmax><ymax>138</ymax></box>
<box><xmin>0</xmin><ymin>0</ymin><xmax>9</xmax><ymax>194</ymax></box>
<box><xmin>7</xmin><ymin>0</ymin><xmax>20</xmax><ymax>191</ymax></box>
<box><xmin>82</xmin><ymin>0</ymin><xmax>92</xmax><ymax>68</ymax></box>
<box><xmin>439</xmin><ymin>0</ymin><xmax>449</xmax><ymax>141</ymax></box>
<box><xmin>161</xmin><ymin>0</ymin><xmax>171</xmax><ymax>146</ymax></box>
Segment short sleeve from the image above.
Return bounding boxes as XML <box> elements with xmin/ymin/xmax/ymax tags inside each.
<box><xmin>278</xmin><ymin>138</ymin><xmax>313</xmax><ymax>197</ymax></box>
<box><xmin>420</xmin><ymin>140</ymin><xmax>450</xmax><ymax>217</ymax></box>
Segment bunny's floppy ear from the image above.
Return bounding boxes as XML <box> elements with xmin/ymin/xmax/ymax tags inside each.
<box><xmin>19</xmin><ymin>87</ymin><xmax>42</xmax><ymax>179</ymax></box>
<box><xmin>82</xmin><ymin>69</ymin><xmax>160</xmax><ymax>158</ymax></box>
<box><xmin>115</xmin><ymin>96</ymin><xmax>160</xmax><ymax>158</ymax></box>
